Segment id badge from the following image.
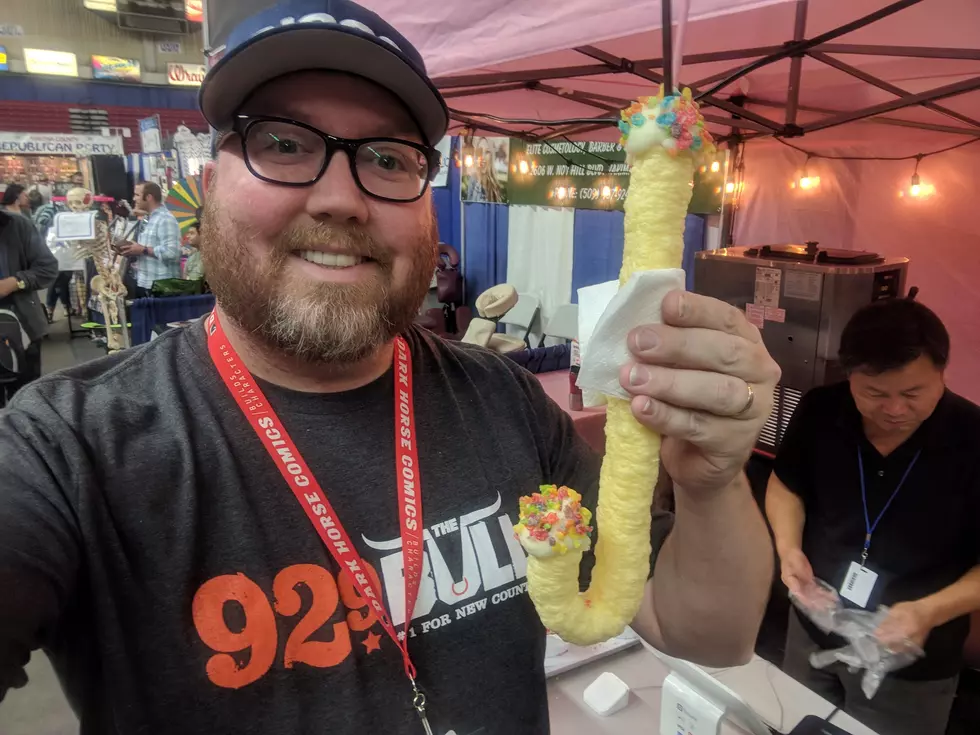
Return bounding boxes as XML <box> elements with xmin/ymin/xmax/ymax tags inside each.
<box><xmin>840</xmin><ymin>562</ymin><xmax>878</xmax><ymax>608</ymax></box>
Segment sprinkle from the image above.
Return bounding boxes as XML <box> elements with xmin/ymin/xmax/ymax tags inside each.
<box><xmin>631</xmin><ymin>113</ymin><xmax>646</xmax><ymax>127</ymax></box>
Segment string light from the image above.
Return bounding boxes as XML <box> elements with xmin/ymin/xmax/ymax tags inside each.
<box><xmin>908</xmin><ymin>154</ymin><xmax>925</xmax><ymax>197</ymax></box>
<box><xmin>710</xmin><ymin>161</ymin><xmax>720</xmax><ymax>173</ymax></box>
<box><xmin>556</xmin><ymin>186</ymin><xmax>568</xmax><ymax>200</ymax></box>
<box><xmin>518</xmin><ymin>159</ymin><xmax>530</xmax><ymax>175</ymax></box>
<box><xmin>725</xmin><ymin>182</ymin><xmax>735</xmax><ymax>194</ymax></box>
<box><xmin>601</xmin><ymin>185</ymin><xmax>612</xmax><ymax>199</ymax></box>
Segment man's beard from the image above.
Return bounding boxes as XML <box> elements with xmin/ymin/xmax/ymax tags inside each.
<box><xmin>200</xmin><ymin>196</ymin><xmax>437</xmax><ymax>365</ymax></box>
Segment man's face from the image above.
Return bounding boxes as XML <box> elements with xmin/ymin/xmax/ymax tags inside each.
<box><xmin>72</xmin><ymin>174</ymin><xmax>84</xmax><ymax>186</ymax></box>
<box><xmin>849</xmin><ymin>355</ymin><xmax>945</xmax><ymax>436</ymax></box>
<box><xmin>202</xmin><ymin>71</ymin><xmax>438</xmax><ymax>365</ymax></box>
<box><xmin>186</xmin><ymin>226</ymin><xmax>200</xmax><ymax>247</ymax></box>
<box><xmin>16</xmin><ymin>191</ymin><xmax>28</xmax><ymax>209</ymax></box>
<box><xmin>133</xmin><ymin>185</ymin><xmax>146</xmax><ymax>208</ymax></box>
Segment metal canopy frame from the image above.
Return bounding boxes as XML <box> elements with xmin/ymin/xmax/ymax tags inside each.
<box><xmin>437</xmin><ymin>0</ymin><xmax>980</xmax><ymax>144</ymax></box>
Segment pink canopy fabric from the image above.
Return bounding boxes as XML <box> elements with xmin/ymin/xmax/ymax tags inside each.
<box><xmin>359</xmin><ymin>0</ymin><xmax>980</xmax><ymax>151</ymax></box>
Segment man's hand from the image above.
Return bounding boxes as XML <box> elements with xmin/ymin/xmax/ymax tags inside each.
<box><xmin>876</xmin><ymin>601</ymin><xmax>934</xmax><ymax>650</ymax></box>
<box><xmin>0</xmin><ymin>277</ymin><xmax>19</xmax><ymax>299</ymax></box>
<box><xmin>620</xmin><ymin>290</ymin><xmax>781</xmax><ymax>494</ymax></box>
<box><xmin>116</xmin><ymin>241</ymin><xmax>144</xmax><ymax>258</ymax></box>
<box><xmin>780</xmin><ymin>547</ymin><xmax>815</xmax><ymax>598</ymax></box>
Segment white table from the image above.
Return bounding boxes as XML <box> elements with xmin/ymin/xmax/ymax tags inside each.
<box><xmin>547</xmin><ymin>645</ymin><xmax>879</xmax><ymax>735</ymax></box>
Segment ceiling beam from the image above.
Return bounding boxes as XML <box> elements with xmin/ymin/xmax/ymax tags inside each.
<box><xmin>747</xmin><ymin>97</ymin><xmax>980</xmax><ymax>137</ymax></box>
<box><xmin>785</xmin><ymin>0</ymin><xmax>810</xmax><ymax>126</ymax></box>
<box><xmin>812</xmin><ymin>44</ymin><xmax>980</xmax><ymax>61</ymax></box>
<box><xmin>695</xmin><ymin>0</ymin><xmax>926</xmax><ymax>100</ymax></box>
<box><xmin>804</xmin><ymin>75</ymin><xmax>980</xmax><ymax>133</ymax></box>
<box><xmin>436</xmin><ymin>63</ymin><xmax>613</xmax><ymax>89</ymax></box>
<box><xmin>807</xmin><ymin>50</ymin><xmax>980</xmax><ymax>129</ymax></box>
<box><xmin>442</xmin><ymin>82</ymin><xmax>531</xmax><ymax>99</ymax></box>
<box><xmin>435</xmin><ymin>47</ymin><xmax>787</xmax><ymax>90</ymax></box>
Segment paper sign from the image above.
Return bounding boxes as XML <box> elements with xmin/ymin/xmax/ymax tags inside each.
<box><xmin>784</xmin><ymin>270</ymin><xmax>822</xmax><ymax>301</ymax></box>
<box><xmin>754</xmin><ymin>267</ymin><xmax>781</xmax><ymax>308</ymax></box>
<box><xmin>745</xmin><ymin>304</ymin><xmax>765</xmax><ymax>330</ymax></box>
<box><xmin>53</xmin><ymin>211</ymin><xmax>96</xmax><ymax>241</ymax></box>
<box><xmin>765</xmin><ymin>306</ymin><xmax>786</xmax><ymax>323</ymax></box>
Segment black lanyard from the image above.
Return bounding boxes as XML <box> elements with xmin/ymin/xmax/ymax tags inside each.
<box><xmin>858</xmin><ymin>446</ymin><xmax>921</xmax><ymax>564</ymax></box>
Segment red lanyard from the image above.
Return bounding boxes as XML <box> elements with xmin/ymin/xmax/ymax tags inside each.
<box><xmin>204</xmin><ymin>310</ymin><xmax>425</xmax><ymax>688</ymax></box>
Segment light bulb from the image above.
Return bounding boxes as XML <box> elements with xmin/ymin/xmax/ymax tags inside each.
<box><xmin>714</xmin><ymin>186</ymin><xmax>722</xmax><ymax>194</ymax></box>
<box><xmin>601</xmin><ymin>185</ymin><xmax>611</xmax><ymax>199</ymax></box>
<box><xmin>725</xmin><ymin>182</ymin><xmax>736</xmax><ymax>194</ymax></box>
<box><xmin>710</xmin><ymin>161</ymin><xmax>720</xmax><ymax>173</ymax></box>
<box><xmin>518</xmin><ymin>159</ymin><xmax>529</xmax><ymax>175</ymax></box>
<box><xmin>557</xmin><ymin>186</ymin><xmax>568</xmax><ymax>200</ymax></box>
<box><xmin>910</xmin><ymin>184</ymin><xmax>921</xmax><ymax>197</ymax></box>
<box><xmin>799</xmin><ymin>176</ymin><xmax>812</xmax><ymax>189</ymax></box>
<box><xmin>463</xmin><ymin>154</ymin><xmax>474</xmax><ymax>168</ymax></box>
<box><xmin>700</xmin><ymin>165</ymin><xmax>707</xmax><ymax>174</ymax></box>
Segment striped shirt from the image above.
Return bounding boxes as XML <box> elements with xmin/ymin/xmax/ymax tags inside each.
<box><xmin>136</xmin><ymin>206</ymin><xmax>181</xmax><ymax>289</ymax></box>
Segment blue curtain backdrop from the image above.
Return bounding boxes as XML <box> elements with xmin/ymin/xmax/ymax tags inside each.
<box><xmin>570</xmin><ymin>210</ymin><xmax>625</xmax><ymax>302</ymax></box>
<box><xmin>421</xmin><ymin>138</ymin><xmax>708</xmax><ymax>308</ymax></box>
<box><xmin>462</xmin><ymin>203</ymin><xmax>508</xmax><ymax>308</ymax></box>
<box><xmin>570</xmin><ymin>212</ymin><xmax>706</xmax><ymax>297</ymax></box>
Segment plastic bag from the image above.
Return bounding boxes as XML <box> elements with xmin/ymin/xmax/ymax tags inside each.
<box><xmin>790</xmin><ymin>579</ymin><xmax>924</xmax><ymax>700</ymax></box>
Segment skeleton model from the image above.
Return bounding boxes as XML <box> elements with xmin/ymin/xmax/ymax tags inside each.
<box><xmin>62</xmin><ymin>188</ymin><xmax>129</xmax><ymax>352</ymax></box>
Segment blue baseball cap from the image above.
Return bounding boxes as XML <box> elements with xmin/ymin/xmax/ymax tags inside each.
<box><xmin>199</xmin><ymin>0</ymin><xmax>449</xmax><ymax>147</ymax></box>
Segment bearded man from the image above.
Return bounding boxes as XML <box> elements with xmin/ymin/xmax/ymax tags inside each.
<box><xmin>0</xmin><ymin>2</ymin><xmax>778</xmax><ymax>733</ymax></box>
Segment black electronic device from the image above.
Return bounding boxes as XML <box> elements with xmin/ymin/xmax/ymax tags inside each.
<box><xmin>784</xmin><ymin>713</ymin><xmax>854</xmax><ymax>735</ymax></box>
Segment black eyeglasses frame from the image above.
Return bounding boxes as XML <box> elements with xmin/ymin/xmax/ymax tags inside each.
<box><xmin>232</xmin><ymin>114</ymin><xmax>442</xmax><ymax>204</ymax></box>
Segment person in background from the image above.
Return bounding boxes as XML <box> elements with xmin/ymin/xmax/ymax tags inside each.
<box><xmin>181</xmin><ymin>220</ymin><xmax>204</xmax><ymax>281</ymax></box>
<box><xmin>30</xmin><ymin>177</ymin><xmax>53</xmax><ymax>205</ymax></box>
<box><xmin>0</xmin><ymin>206</ymin><xmax>58</xmax><ymax>395</ymax></box>
<box><xmin>115</xmin><ymin>181</ymin><xmax>181</xmax><ymax>297</ymax></box>
<box><xmin>1</xmin><ymin>184</ymin><xmax>31</xmax><ymax>219</ymax></box>
<box><xmin>32</xmin><ymin>196</ymin><xmax>59</xmax><ymax>244</ymax></box>
<box><xmin>766</xmin><ymin>298</ymin><xmax>980</xmax><ymax>735</ymax></box>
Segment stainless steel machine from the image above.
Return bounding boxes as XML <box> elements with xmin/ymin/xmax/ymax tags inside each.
<box><xmin>694</xmin><ymin>244</ymin><xmax>909</xmax><ymax>452</ymax></box>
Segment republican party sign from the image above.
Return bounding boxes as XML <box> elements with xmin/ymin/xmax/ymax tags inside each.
<box><xmin>0</xmin><ymin>132</ymin><xmax>124</xmax><ymax>157</ymax></box>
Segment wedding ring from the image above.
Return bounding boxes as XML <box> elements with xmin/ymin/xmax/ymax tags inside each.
<box><xmin>737</xmin><ymin>384</ymin><xmax>755</xmax><ymax>416</ymax></box>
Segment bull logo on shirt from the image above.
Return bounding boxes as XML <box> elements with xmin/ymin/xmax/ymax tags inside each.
<box><xmin>362</xmin><ymin>493</ymin><xmax>529</xmax><ymax>629</ymax></box>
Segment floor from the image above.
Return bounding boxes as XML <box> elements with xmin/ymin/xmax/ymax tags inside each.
<box><xmin>0</xmin><ymin>313</ymin><xmax>99</xmax><ymax>735</ymax></box>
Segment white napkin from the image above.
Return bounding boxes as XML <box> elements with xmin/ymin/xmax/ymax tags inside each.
<box><xmin>576</xmin><ymin>269</ymin><xmax>686</xmax><ymax>405</ymax></box>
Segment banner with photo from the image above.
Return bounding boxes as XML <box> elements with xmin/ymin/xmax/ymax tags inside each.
<box><xmin>507</xmin><ymin>139</ymin><xmax>726</xmax><ymax>214</ymax></box>
<box><xmin>508</xmin><ymin>140</ymin><xmax>629</xmax><ymax>211</ymax></box>
<box><xmin>460</xmin><ymin>137</ymin><xmax>511</xmax><ymax>204</ymax></box>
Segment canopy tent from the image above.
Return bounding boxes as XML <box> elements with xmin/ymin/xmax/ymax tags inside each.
<box><xmin>201</xmin><ymin>0</ymin><xmax>980</xmax><ymax>399</ymax></box>
<box><xmin>202</xmin><ymin>1</ymin><xmax>980</xmax><ymax>152</ymax></box>
<box><xmin>417</xmin><ymin>0</ymin><xmax>980</xmax><ymax>154</ymax></box>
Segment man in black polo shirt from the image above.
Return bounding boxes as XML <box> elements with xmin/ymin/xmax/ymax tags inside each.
<box><xmin>766</xmin><ymin>298</ymin><xmax>980</xmax><ymax>735</ymax></box>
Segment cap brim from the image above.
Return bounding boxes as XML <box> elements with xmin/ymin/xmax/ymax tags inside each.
<box><xmin>199</xmin><ymin>26</ymin><xmax>448</xmax><ymax>146</ymax></box>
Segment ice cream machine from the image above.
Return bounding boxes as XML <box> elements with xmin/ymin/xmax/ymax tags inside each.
<box><xmin>694</xmin><ymin>245</ymin><xmax>910</xmax><ymax>451</ymax></box>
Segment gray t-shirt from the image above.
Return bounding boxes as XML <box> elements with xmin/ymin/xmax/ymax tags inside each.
<box><xmin>0</xmin><ymin>323</ymin><xmax>672</xmax><ymax>734</ymax></box>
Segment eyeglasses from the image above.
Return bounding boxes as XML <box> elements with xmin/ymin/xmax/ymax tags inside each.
<box><xmin>233</xmin><ymin>115</ymin><xmax>440</xmax><ymax>203</ymax></box>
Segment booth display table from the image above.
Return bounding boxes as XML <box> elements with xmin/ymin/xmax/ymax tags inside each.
<box><xmin>547</xmin><ymin>645</ymin><xmax>879</xmax><ymax>735</ymax></box>
<box><xmin>535</xmin><ymin>370</ymin><xmax>608</xmax><ymax>453</ymax></box>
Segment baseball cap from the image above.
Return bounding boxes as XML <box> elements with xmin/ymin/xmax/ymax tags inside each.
<box><xmin>199</xmin><ymin>0</ymin><xmax>449</xmax><ymax>147</ymax></box>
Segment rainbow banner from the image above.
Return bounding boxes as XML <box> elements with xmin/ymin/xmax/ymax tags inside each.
<box><xmin>91</xmin><ymin>55</ymin><xmax>141</xmax><ymax>82</ymax></box>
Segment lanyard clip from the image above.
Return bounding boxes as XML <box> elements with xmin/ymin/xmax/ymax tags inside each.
<box><xmin>409</xmin><ymin>677</ymin><xmax>433</xmax><ymax>735</ymax></box>
<box><xmin>861</xmin><ymin>534</ymin><xmax>871</xmax><ymax>565</ymax></box>
<box><xmin>410</xmin><ymin>677</ymin><xmax>427</xmax><ymax>714</ymax></box>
